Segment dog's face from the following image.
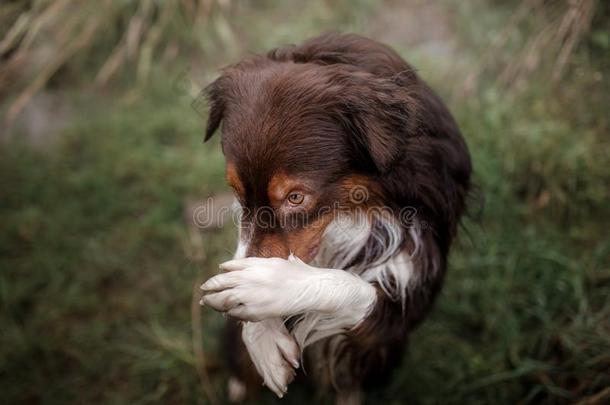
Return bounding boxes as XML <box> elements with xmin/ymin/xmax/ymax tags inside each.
<box><xmin>204</xmin><ymin>59</ymin><xmax>417</xmax><ymax>261</ymax></box>
<box><xmin>224</xmin><ymin>161</ymin><xmax>347</xmax><ymax>261</ymax></box>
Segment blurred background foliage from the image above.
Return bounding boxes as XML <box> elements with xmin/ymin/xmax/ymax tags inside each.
<box><xmin>0</xmin><ymin>0</ymin><xmax>609</xmax><ymax>404</ymax></box>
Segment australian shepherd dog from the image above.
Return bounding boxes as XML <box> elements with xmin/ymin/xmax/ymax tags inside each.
<box><xmin>199</xmin><ymin>33</ymin><xmax>472</xmax><ymax>404</ymax></box>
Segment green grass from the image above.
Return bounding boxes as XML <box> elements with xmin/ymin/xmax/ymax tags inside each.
<box><xmin>0</xmin><ymin>90</ymin><xmax>231</xmax><ymax>403</ymax></box>
<box><xmin>1</xmin><ymin>1</ymin><xmax>609</xmax><ymax>404</ymax></box>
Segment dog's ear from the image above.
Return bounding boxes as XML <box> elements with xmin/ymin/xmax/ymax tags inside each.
<box><xmin>337</xmin><ymin>75</ymin><xmax>419</xmax><ymax>174</ymax></box>
<box><xmin>344</xmin><ymin>107</ymin><xmax>403</xmax><ymax>174</ymax></box>
<box><xmin>203</xmin><ymin>78</ymin><xmax>226</xmax><ymax>142</ymax></box>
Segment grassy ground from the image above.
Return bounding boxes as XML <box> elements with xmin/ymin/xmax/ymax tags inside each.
<box><xmin>1</xmin><ymin>1</ymin><xmax>609</xmax><ymax>404</ymax></box>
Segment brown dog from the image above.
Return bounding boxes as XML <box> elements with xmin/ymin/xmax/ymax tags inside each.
<box><xmin>200</xmin><ymin>33</ymin><xmax>471</xmax><ymax>403</ymax></box>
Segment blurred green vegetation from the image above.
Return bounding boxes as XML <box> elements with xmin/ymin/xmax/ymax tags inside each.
<box><xmin>1</xmin><ymin>0</ymin><xmax>609</xmax><ymax>404</ymax></box>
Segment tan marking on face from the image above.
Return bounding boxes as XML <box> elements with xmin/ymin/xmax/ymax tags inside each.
<box><xmin>267</xmin><ymin>173</ymin><xmax>306</xmax><ymax>205</ymax></box>
<box><xmin>339</xmin><ymin>176</ymin><xmax>393</xmax><ymax>229</ymax></box>
<box><xmin>265</xmin><ymin>174</ymin><xmax>384</xmax><ymax>262</ymax></box>
<box><xmin>267</xmin><ymin>172</ymin><xmax>318</xmax><ymax>212</ymax></box>
<box><xmin>338</xmin><ymin>175</ymin><xmax>384</xmax><ymax>209</ymax></box>
<box><xmin>261</xmin><ymin>173</ymin><xmax>330</xmax><ymax>261</ymax></box>
<box><xmin>247</xmin><ymin>233</ymin><xmax>289</xmax><ymax>259</ymax></box>
<box><xmin>226</xmin><ymin>162</ymin><xmax>245</xmax><ymax>200</ymax></box>
<box><xmin>287</xmin><ymin>215</ymin><xmax>335</xmax><ymax>262</ymax></box>
<box><xmin>232</xmin><ymin>171</ymin><xmax>384</xmax><ymax>262</ymax></box>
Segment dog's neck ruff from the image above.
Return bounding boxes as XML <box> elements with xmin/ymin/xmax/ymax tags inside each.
<box><xmin>292</xmin><ymin>210</ymin><xmax>421</xmax><ymax>350</ymax></box>
<box><xmin>312</xmin><ymin>210</ymin><xmax>420</xmax><ymax>304</ymax></box>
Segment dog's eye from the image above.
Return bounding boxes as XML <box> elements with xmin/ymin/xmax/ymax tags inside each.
<box><xmin>287</xmin><ymin>192</ymin><xmax>305</xmax><ymax>205</ymax></box>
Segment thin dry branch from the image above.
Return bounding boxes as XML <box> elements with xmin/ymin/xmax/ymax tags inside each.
<box><xmin>456</xmin><ymin>0</ymin><xmax>597</xmax><ymax>98</ymax></box>
<box><xmin>96</xmin><ymin>2</ymin><xmax>152</xmax><ymax>86</ymax></box>
<box><xmin>5</xmin><ymin>6</ymin><xmax>105</xmax><ymax>125</ymax></box>
<box><xmin>552</xmin><ymin>0</ymin><xmax>595</xmax><ymax>80</ymax></box>
<box><xmin>2</xmin><ymin>0</ymin><xmax>220</xmax><ymax>124</ymax></box>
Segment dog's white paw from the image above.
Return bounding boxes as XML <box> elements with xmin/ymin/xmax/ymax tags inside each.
<box><xmin>241</xmin><ymin>318</ymin><xmax>299</xmax><ymax>398</ymax></box>
<box><xmin>200</xmin><ymin>256</ymin><xmax>315</xmax><ymax>321</ymax></box>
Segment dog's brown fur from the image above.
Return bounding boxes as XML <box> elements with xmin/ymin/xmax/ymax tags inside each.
<box><xmin>204</xmin><ymin>33</ymin><xmax>471</xmax><ymax>399</ymax></box>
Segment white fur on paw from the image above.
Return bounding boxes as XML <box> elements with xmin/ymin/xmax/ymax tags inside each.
<box><xmin>242</xmin><ymin>318</ymin><xmax>299</xmax><ymax>398</ymax></box>
<box><xmin>201</xmin><ymin>256</ymin><xmax>318</xmax><ymax>321</ymax></box>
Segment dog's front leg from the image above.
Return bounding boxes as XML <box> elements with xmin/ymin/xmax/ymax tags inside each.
<box><xmin>201</xmin><ymin>255</ymin><xmax>377</xmax><ymax>397</ymax></box>
<box><xmin>201</xmin><ymin>255</ymin><xmax>377</xmax><ymax>330</ymax></box>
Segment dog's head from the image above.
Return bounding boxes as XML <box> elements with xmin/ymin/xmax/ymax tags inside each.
<box><xmin>204</xmin><ymin>55</ymin><xmax>419</xmax><ymax>262</ymax></box>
